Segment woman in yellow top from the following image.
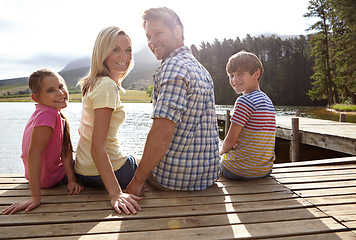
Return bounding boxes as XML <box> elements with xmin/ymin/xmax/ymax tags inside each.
<box><xmin>75</xmin><ymin>26</ymin><xmax>142</xmax><ymax>215</ymax></box>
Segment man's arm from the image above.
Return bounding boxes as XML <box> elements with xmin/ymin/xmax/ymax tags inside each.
<box><xmin>126</xmin><ymin>118</ymin><xmax>176</xmax><ymax>196</ymax></box>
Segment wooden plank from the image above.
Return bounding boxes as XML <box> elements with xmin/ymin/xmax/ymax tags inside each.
<box><xmin>333</xmin><ymin>215</ymin><xmax>356</xmax><ymax>222</ymax></box>
<box><xmin>0</xmin><ymin>182</ymin><xmax>289</xmax><ymax>197</ymax></box>
<box><xmin>274</xmin><ymin>173</ymin><xmax>356</xmax><ymax>184</ymax></box>
<box><xmin>0</xmin><ymin>176</ymin><xmax>281</xmax><ymax>190</ymax></box>
<box><xmin>273</xmin><ymin>156</ymin><xmax>356</xmax><ymax>168</ymax></box>
<box><xmin>267</xmin><ymin>231</ymin><xmax>356</xmax><ymax>240</ymax></box>
<box><xmin>318</xmin><ymin>204</ymin><xmax>356</xmax><ymax>217</ymax></box>
<box><xmin>0</xmin><ymin>198</ymin><xmax>314</xmax><ymax>225</ymax></box>
<box><xmin>295</xmin><ymin>186</ymin><xmax>356</xmax><ymax>198</ymax></box>
<box><xmin>2</xmin><ymin>157</ymin><xmax>356</xmax><ymax>239</ymax></box>
<box><xmin>299</xmin><ymin>131</ymin><xmax>356</xmax><ymax>155</ymax></box>
<box><xmin>343</xmin><ymin>221</ymin><xmax>356</xmax><ymax>231</ymax></box>
<box><xmin>0</xmin><ymin>174</ymin><xmax>24</xmax><ymax>178</ymax></box>
<box><xmin>0</xmin><ymin>176</ymin><xmax>280</xmax><ymax>190</ymax></box>
<box><xmin>305</xmin><ymin>194</ymin><xmax>356</xmax><ymax>206</ymax></box>
<box><xmin>0</xmin><ymin>208</ymin><xmax>328</xmax><ymax>239</ymax></box>
<box><xmin>10</xmin><ymin>218</ymin><xmax>346</xmax><ymax>240</ymax></box>
<box><xmin>0</xmin><ymin>183</ymin><xmax>29</xmax><ymax>190</ymax></box>
<box><xmin>272</xmin><ymin>162</ymin><xmax>356</xmax><ymax>174</ymax></box>
<box><xmin>283</xmin><ymin>179</ymin><xmax>356</xmax><ymax>191</ymax></box>
<box><xmin>0</xmin><ymin>178</ymin><xmax>28</xmax><ymax>184</ymax></box>
<box><xmin>0</xmin><ymin>190</ymin><xmax>296</xmax><ymax>211</ymax></box>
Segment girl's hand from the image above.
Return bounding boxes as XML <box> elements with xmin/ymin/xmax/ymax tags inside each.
<box><xmin>110</xmin><ymin>192</ymin><xmax>143</xmax><ymax>215</ymax></box>
<box><xmin>2</xmin><ymin>197</ymin><xmax>41</xmax><ymax>215</ymax></box>
<box><xmin>67</xmin><ymin>181</ymin><xmax>84</xmax><ymax>195</ymax></box>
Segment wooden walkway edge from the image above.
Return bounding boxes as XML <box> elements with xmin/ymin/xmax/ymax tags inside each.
<box><xmin>217</xmin><ymin>114</ymin><xmax>356</xmax><ymax>157</ymax></box>
<box><xmin>1</xmin><ymin>156</ymin><xmax>356</xmax><ymax>239</ymax></box>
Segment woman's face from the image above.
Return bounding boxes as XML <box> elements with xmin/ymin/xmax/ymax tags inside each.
<box><xmin>104</xmin><ymin>34</ymin><xmax>132</xmax><ymax>82</ymax></box>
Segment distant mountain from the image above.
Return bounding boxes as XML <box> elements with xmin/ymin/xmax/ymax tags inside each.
<box><xmin>0</xmin><ymin>46</ymin><xmax>160</xmax><ymax>91</ymax></box>
<box><xmin>60</xmin><ymin>45</ymin><xmax>159</xmax><ymax>89</ymax></box>
<box><xmin>61</xmin><ymin>58</ymin><xmax>91</xmax><ymax>72</ymax></box>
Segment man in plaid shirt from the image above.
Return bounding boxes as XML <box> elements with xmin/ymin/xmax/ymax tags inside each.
<box><xmin>126</xmin><ymin>7</ymin><xmax>220</xmax><ymax>197</ymax></box>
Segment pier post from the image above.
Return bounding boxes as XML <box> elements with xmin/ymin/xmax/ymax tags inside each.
<box><xmin>290</xmin><ymin>118</ymin><xmax>300</xmax><ymax>162</ymax></box>
<box><xmin>225</xmin><ymin>110</ymin><xmax>231</xmax><ymax>137</ymax></box>
<box><xmin>339</xmin><ymin>113</ymin><xmax>346</xmax><ymax>122</ymax></box>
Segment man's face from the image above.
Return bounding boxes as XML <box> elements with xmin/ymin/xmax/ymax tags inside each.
<box><xmin>145</xmin><ymin>20</ymin><xmax>180</xmax><ymax>60</ymax></box>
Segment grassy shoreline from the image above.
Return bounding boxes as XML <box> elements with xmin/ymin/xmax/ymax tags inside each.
<box><xmin>330</xmin><ymin>104</ymin><xmax>356</xmax><ymax>112</ymax></box>
<box><xmin>0</xmin><ymin>90</ymin><xmax>152</xmax><ymax>103</ymax></box>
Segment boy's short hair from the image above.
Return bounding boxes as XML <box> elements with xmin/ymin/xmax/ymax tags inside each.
<box><xmin>226</xmin><ymin>51</ymin><xmax>264</xmax><ymax>81</ymax></box>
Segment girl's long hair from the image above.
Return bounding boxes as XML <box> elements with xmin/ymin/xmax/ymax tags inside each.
<box><xmin>77</xmin><ymin>26</ymin><xmax>134</xmax><ymax>96</ymax></box>
<box><xmin>28</xmin><ymin>68</ymin><xmax>73</xmax><ymax>156</ymax></box>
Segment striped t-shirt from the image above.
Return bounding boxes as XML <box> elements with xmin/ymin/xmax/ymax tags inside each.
<box><xmin>221</xmin><ymin>90</ymin><xmax>276</xmax><ymax>177</ymax></box>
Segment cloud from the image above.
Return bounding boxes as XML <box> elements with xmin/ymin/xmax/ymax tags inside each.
<box><xmin>0</xmin><ymin>54</ymin><xmax>78</xmax><ymax>79</ymax></box>
<box><xmin>0</xmin><ymin>0</ymin><xmax>315</xmax><ymax>80</ymax></box>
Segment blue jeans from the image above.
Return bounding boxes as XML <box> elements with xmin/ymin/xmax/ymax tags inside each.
<box><xmin>221</xmin><ymin>166</ymin><xmax>272</xmax><ymax>180</ymax></box>
<box><xmin>76</xmin><ymin>156</ymin><xmax>137</xmax><ymax>189</ymax></box>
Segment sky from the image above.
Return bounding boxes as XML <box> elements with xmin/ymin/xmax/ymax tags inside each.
<box><xmin>0</xmin><ymin>0</ymin><xmax>316</xmax><ymax>80</ymax></box>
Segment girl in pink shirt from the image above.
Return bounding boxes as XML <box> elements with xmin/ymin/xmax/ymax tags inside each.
<box><xmin>2</xmin><ymin>69</ymin><xmax>83</xmax><ymax>215</ymax></box>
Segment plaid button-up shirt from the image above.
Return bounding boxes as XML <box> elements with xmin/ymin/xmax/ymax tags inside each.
<box><xmin>151</xmin><ymin>46</ymin><xmax>221</xmax><ymax>191</ymax></box>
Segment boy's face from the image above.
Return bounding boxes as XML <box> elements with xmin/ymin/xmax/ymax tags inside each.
<box><xmin>228</xmin><ymin>69</ymin><xmax>260</xmax><ymax>95</ymax></box>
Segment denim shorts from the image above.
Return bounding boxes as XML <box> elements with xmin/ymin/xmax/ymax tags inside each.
<box><xmin>221</xmin><ymin>166</ymin><xmax>272</xmax><ymax>180</ymax></box>
<box><xmin>76</xmin><ymin>155</ymin><xmax>137</xmax><ymax>189</ymax></box>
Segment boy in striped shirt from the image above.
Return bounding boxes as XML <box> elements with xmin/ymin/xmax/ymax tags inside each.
<box><xmin>220</xmin><ymin>51</ymin><xmax>276</xmax><ymax>180</ymax></box>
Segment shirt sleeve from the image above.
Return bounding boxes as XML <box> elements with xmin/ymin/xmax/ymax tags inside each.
<box><xmin>152</xmin><ymin>63</ymin><xmax>188</xmax><ymax>123</ymax></box>
<box><xmin>33</xmin><ymin>111</ymin><xmax>57</xmax><ymax>130</ymax></box>
<box><xmin>230</xmin><ymin>96</ymin><xmax>255</xmax><ymax>127</ymax></box>
<box><xmin>91</xmin><ymin>79</ymin><xmax>119</xmax><ymax>110</ymax></box>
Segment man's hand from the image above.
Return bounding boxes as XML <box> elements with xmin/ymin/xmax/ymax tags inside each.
<box><xmin>110</xmin><ymin>192</ymin><xmax>143</xmax><ymax>215</ymax></box>
<box><xmin>126</xmin><ymin>179</ymin><xmax>146</xmax><ymax>197</ymax></box>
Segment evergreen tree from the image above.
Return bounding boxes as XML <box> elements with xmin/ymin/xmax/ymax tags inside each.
<box><xmin>330</xmin><ymin>0</ymin><xmax>356</xmax><ymax>104</ymax></box>
<box><xmin>304</xmin><ymin>0</ymin><xmax>334</xmax><ymax>106</ymax></box>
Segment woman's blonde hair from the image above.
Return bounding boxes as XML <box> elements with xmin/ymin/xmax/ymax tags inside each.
<box><xmin>78</xmin><ymin>26</ymin><xmax>134</xmax><ymax>96</ymax></box>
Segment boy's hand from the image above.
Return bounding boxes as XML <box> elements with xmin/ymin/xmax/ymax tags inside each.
<box><xmin>2</xmin><ymin>197</ymin><xmax>41</xmax><ymax>215</ymax></box>
<box><xmin>67</xmin><ymin>181</ymin><xmax>84</xmax><ymax>195</ymax></box>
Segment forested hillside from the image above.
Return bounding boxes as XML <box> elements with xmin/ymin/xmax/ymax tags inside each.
<box><xmin>191</xmin><ymin>0</ymin><xmax>355</xmax><ymax>106</ymax></box>
<box><xmin>191</xmin><ymin>35</ymin><xmax>318</xmax><ymax>105</ymax></box>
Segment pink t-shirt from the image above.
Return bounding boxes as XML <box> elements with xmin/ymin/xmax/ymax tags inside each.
<box><xmin>21</xmin><ymin>104</ymin><xmax>66</xmax><ymax>188</ymax></box>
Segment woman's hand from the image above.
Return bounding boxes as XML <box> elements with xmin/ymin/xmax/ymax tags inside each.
<box><xmin>2</xmin><ymin>197</ymin><xmax>41</xmax><ymax>215</ymax></box>
<box><xmin>67</xmin><ymin>181</ymin><xmax>84</xmax><ymax>195</ymax></box>
<box><xmin>110</xmin><ymin>192</ymin><xmax>143</xmax><ymax>215</ymax></box>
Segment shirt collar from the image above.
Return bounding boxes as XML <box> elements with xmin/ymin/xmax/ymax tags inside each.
<box><xmin>162</xmin><ymin>46</ymin><xmax>191</xmax><ymax>63</ymax></box>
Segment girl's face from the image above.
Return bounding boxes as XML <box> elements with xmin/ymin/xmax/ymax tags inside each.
<box><xmin>104</xmin><ymin>34</ymin><xmax>132</xmax><ymax>82</ymax></box>
<box><xmin>32</xmin><ymin>75</ymin><xmax>68</xmax><ymax>110</ymax></box>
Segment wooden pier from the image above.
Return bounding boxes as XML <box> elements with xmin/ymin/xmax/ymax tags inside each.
<box><xmin>217</xmin><ymin>113</ymin><xmax>356</xmax><ymax>161</ymax></box>
<box><xmin>1</xmin><ymin>156</ymin><xmax>356</xmax><ymax>239</ymax></box>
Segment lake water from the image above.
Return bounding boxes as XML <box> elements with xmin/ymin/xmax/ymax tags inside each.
<box><xmin>0</xmin><ymin>102</ymin><xmax>354</xmax><ymax>174</ymax></box>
